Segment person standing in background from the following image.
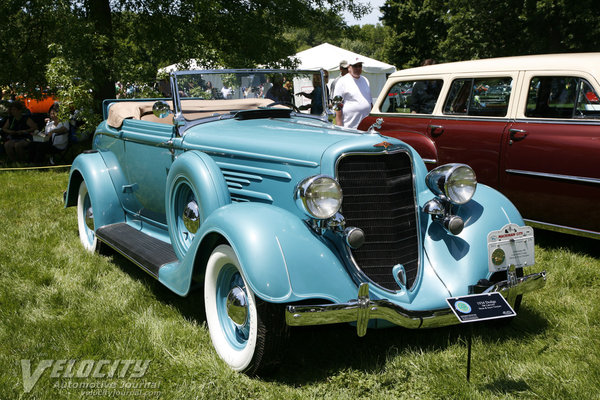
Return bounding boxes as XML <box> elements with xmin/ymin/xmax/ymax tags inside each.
<box><xmin>332</xmin><ymin>56</ymin><xmax>372</xmax><ymax>129</ymax></box>
<box><xmin>329</xmin><ymin>60</ymin><xmax>349</xmax><ymax>97</ymax></box>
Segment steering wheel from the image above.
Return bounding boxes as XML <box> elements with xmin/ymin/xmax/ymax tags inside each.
<box><xmin>266</xmin><ymin>101</ymin><xmax>300</xmax><ymax>113</ymax></box>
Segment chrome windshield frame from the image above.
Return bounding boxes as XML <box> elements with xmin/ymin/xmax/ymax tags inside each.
<box><xmin>168</xmin><ymin>69</ymin><xmax>330</xmax><ymax>135</ymax></box>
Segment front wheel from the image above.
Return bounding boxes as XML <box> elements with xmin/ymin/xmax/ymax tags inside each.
<box><xmin>77</xmin><ymin>180</ymin><xmax>101</xmax><ymax>253</ymax></box>
<box><xmin>204</xmin><ymin>244</ymin><xmax>286</xmax><ymax>374</ymax></box>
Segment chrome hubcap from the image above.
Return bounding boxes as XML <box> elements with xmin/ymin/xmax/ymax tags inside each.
<box><xmin>85</xmin><ymin>207</ymin><xmax>94</xmax><ymax>231</ymax></box>
<box><xmin>226</xmin><ymin>286</ymin><xmax>248</xmax><ymax>327</ymax></box>
<box><xmin>183</xmin><ymin>200</ymin><xmax>199</xmax><ymax>233</ymax></box>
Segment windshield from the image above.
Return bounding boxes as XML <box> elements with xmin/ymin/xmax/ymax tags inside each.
<box><xmin>171</xmin><ymin>70</ymin><xmax>328</xmax><ymax>121</ymax></box>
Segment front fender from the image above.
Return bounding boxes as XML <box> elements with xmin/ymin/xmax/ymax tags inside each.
<box><xmin>422</xmin><ymin>184</ymin><xmax>525</xmax><ymax>297</ymax></box>
<box><xmin>158</xmin><ymin>203</ymin><xmax>358</xmax><ymax>302</ymax></box>
<box><xmin>64</xmin><ymin>151</ymin><xmax>124</xmax><ymax>229</ymax></box>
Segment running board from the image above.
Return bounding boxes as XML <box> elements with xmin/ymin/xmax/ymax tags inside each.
<box><xmin>96</xmin><ymin>223</ymin><xmax>178</xmax><ymax>278</ymax></box>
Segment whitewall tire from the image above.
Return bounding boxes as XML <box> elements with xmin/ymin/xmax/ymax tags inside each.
<box><xmin>204</xmin><ymin>244</ymin><xmax>286</xmax><ymax>374</ymax></box>
<box><xmin>204</xmin><ymin>245</ymin><xmax>259</xmax><ymax>372</ymax></box>
<box><xmin>77</xmin><ymin>181</ymin><xmax>99</xmax><ymax>253</ymax></box>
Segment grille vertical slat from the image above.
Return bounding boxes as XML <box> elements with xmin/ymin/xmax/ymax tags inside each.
<box><xmin>337</xmin><ymin>153</ymin><xmax>420</xmax><ymax>290</ymax></box>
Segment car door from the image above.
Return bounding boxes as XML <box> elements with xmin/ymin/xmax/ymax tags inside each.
<box><xmin>500</xmin><ymin>72</ymin><xmax>600</xmax><ymax>235</ymax></box>
<box><xmin>121</xmin><ymin>118</ymin><xmax>177</xmax><ymax>224</ymax></box>
<box><xmin>430</xmin><ymin>75</ymin><xmax>516</xmax><ymax>187</ymax></box>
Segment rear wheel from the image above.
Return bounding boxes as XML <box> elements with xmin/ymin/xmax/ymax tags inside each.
<box><xmin>77</xmin><ymin>181</ymin><xmax>101</xmax><ymax>253</ymax></box>
<box><xmin>204</xmin><ymin>244</ymin><xmax>286</xmax><ymax>374</ymax></box>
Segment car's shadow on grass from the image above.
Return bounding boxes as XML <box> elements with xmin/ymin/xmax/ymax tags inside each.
<box><xmin>105</xmin><ymin>250</ymin><xmax>207</xmax><ymax>323</ymax></box>
<box><xmin>266</xmin><ymin>305</ymin><xmax>547</xmax><ymax>383</ymax></box>
<box><xmin>534</xmin><ymin>229</ymin><xmax>599</xmax><ymax>257</ymax></box>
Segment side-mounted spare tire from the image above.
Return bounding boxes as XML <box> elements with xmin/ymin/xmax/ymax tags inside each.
<box><xmin>165</xmin><ymin>151</ymin><xmax>231</xmax><ymax>260</ymax></box>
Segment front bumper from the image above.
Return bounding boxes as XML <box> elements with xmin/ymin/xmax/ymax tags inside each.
<box><xmin>285</xmin><ymin>271</ymin><xmax>546</xmax><ymax>336</ymax></box>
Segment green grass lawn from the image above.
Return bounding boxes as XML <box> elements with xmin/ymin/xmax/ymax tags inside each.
<box><xmin>1</xmin><ymin>170</ymin><xmax>599</xmax><ymax>399</ymax></box>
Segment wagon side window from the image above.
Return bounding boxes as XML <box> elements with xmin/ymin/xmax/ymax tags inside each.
<box><xmin>443</xmin><ymin>77</ymin><xmax>512</xmax><ymax>117</ymax></box>
<box><xmin>525</xmin><ymin>76</ymin><xmax>600</xmax><ymax>119</ymax></box>
<box><xmin>576</xmin><ymin>80</ymin><xmax>600</xmax><ymax>118</ymax></box>
<box><xmin>380</xmin><ymin>79</ymin><xmax>442</xmax><ymax>114</ymax></box>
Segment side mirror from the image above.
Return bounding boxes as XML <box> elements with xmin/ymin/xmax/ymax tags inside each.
<box><xmin>152</xmin><ymin>101</ymin><xmax>171</xmax><ymax>119</ymax></box>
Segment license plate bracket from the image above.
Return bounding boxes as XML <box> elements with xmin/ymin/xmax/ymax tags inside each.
<box><xmin>487</xmin><ymin>223</ymin><xmax>534</xmax><ymax>273</ymax></box>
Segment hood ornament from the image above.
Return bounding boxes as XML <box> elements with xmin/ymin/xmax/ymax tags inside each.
<box><xmin>374</xmin><ymin>141</ymin><xmax>393</xmax><ymax>150</ymax></box>
<box><xmin>368</xmin><ymin>117</ymin><xmax>384</xmax><ymax>133</ymax></box>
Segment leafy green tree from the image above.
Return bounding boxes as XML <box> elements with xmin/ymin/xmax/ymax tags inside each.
<box><xmin>518</xmin><ymin>0</ymin><xmax>600</xmax><ymax>54</ymax></box>
<box><xmin>342</xmin><ymin>24</ymin><xmax>390</xmax><ymax>62</ymax></box>
<box><xmin>381</xmin><ymin>0</ymin><xmax>600</xmax><ymax>68</ymax></box>
<box><xmin>1</xmin><ymin>0</ymin><xmax>370</xmax><ymax>113</ymax></box>
<box><xmin>283</xmin><ymin>10</ymin><xmax>348</xmax><ymax>53</ymax></box>
<box><xmin>381</xmin><ymin>0</ymin><xmax>447</xmax><ymax>68</ymax></box>
<box><xmin>0</xmin><ymin>0</ymin><xmax>65</xmax><ymax>96</ymax></box>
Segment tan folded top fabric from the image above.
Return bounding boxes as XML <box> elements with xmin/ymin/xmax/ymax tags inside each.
<box><xmin>107</xmin><ymin>98</ymin><xmax>273</xmax><ymax>128</ymax></box>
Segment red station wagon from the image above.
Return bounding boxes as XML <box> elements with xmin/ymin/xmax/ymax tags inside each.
<box><xmin>360</xmin><ymin>53</ymin><xmax>600</xmax><ymax>239</ymax></box>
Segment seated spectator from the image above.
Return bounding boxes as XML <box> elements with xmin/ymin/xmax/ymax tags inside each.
<box><xmin>32</xmin><ymin>104</ymin><xmax>70</xmax><ymax>165</ymax></box>
<box><xmin>265</xmin><ymin>75</ymin><xmax>291</xmax><ymax>104</ymax></box>
<box><xmin>3</xmin><ymin>101</ymin><xmax>37</xmax><ymax>162</ymax></box>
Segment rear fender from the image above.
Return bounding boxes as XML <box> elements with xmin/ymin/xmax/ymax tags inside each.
<box><xmin>158</xmin><ymin>203</ymin><xmax>358</xmax><ymax>302</ymax></box>
<box><xmin>64</xmin><ymin>151</ymin><xmax>124</xmax><ymax>229</ymax></box>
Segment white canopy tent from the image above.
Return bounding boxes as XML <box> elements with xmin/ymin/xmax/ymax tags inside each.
<box><xmin>293</xmin><ymin>43</ymin><xmax>396</xmax><ymax>102</ymax></box>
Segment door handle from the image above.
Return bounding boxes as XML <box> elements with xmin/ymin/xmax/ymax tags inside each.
<box><xmin>509</xmin><ymin>129</ymin><xmax>528</xmax><ymax>144</ymax></box>
<box><xmin>429</xmin><ymin>125</ymin><xmax>444</xmax><ymax>136</ymax></box>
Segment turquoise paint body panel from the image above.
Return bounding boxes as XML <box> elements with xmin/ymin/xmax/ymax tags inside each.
<box><xmin>182</xmin><ymin>117</ymin><xmax>358</xmax><ymax>167</ymax></box>
<box><xmin>67</xmin><ymin>151</ymin><xmax>124</xmax><ymax>229</ymax></box>
<box><xmin>121</xmin><ymin>119</ymin><xmax>175</xmax><ymax>223</ymax></box>
<box><xmin>421</xmin><ymin>184</ymin><xmax>524</xmax><ymax>299</ymax></box>
<box><xmin>165</xmin><ymin>151</ymin><xmax>232</xmax><ymax>260</ymax></box>
<box><xmin>158</xmin><ymin>203</ymin><xmax>358</xmax><ymax>302</ymax></box>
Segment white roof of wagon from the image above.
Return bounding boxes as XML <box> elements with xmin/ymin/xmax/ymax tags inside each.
<box><xmin>390</xmin><ymin>53</ymin><xmax>600</xmax><ymax>78</ymax></box>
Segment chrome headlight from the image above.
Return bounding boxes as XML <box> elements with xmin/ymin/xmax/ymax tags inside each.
<box><xmin>426</xmin><ymin>164</ymin><xmax>477</xmax><ymax>205</ymax></box>
<box><xmin>295</xmin><ymin>175</ymin><xmax>343</xmax><ymax>219</ymax></box>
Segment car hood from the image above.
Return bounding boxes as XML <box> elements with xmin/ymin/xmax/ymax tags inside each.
<box><xmin>181</xmin><ymin>116</ymin><xmax>370</xmax><ymax>165</ymax></box>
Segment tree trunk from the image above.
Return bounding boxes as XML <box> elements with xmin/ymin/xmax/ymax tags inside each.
<box><xmin>86</xmin><ymin>0</ymin><xmax>116</xmax><ymax>111</ymax></box>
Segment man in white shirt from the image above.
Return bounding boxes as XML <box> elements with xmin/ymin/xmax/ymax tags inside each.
<box><xmin>332</xmin><ymin>56</ymin><xmax>372</xmax><ymax>129</ymax></box>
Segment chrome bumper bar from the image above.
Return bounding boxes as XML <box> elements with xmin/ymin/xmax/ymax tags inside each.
<box><xmin>285</xmin><ymin>271</ymin><xmax>546</xmax><ymax>336</ymax></box>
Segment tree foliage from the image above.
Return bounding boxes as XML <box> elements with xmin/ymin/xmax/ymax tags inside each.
<box><xmin>382</xmin><ymin>0</ymin><xmax>600</xmax><ymax>69</ymax></box>
<box><xmin>5</xmin><ymin>0</ymin><xmax>599</xmax><ymax>119</ymax></box>
<box><xmin>0</xmin><ymin>0</ymin><xmax>369</xmax><ymax>114</ymax></box>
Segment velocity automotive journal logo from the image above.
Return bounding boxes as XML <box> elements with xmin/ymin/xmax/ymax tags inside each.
<box><xmin>21</xmin><ymin>359</ymin><xmax>154</xmax><ymax>393</ymax></box>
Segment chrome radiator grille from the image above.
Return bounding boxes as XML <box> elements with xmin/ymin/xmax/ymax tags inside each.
<box><xmin>337</xmin><ymin>152</ymin><xmax>420</xmax><ymax>290</ymax></box>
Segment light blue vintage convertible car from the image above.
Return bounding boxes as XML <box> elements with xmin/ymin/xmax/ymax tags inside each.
<box><xmin>64</xmin><ymin>69</ymin><xmax>545</xmax><ymax>374</ymax></box>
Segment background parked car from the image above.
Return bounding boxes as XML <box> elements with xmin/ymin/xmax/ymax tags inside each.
<box><xmin>360</xmin><ymin>53</ymin><xmax>600</xmax><ymax>239</ymax></box>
